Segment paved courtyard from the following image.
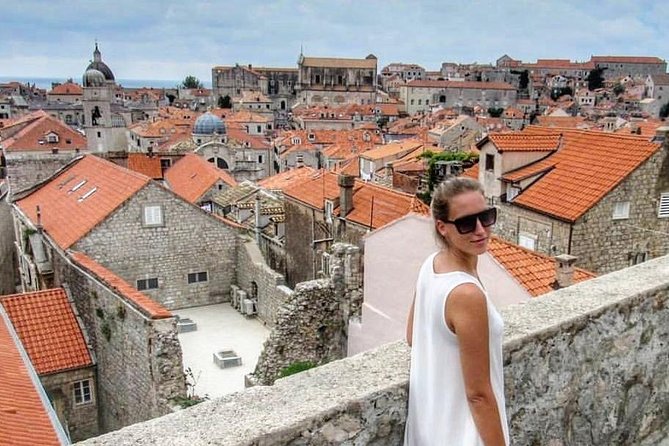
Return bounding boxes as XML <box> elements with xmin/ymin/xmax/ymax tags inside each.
<box><xmin>175</xmin><ymin>303</ymin><xmax>270</xmax><ymax>399</ymax></box>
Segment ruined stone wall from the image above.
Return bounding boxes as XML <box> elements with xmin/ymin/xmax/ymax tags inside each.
<box><xmin>5</xmin><ymin>152</ymin><xmax>80</xmax><ymax>194</ymax></box>
<box><xmin>571</xmin><ymin>148</ymin><xmax>669</xmax><ymax>274</ymax></box>
<box><xmin>284</xmin><ymin>199</ymin><xmax>328</xmax><ymax>287</ymax></box>
<box><xmin>0</xmin><ymin>196</ymin><xmax>16</xmax><ymax>294</ymax></box>
<box><xmin>40</xmin><ymin>366</ymin><xmax>98</xmax><ymax>442</ymax></box>
<box><xmin>236</xmin><ymin>238</ymin><xmax>290</xmax><ymax>327</ymax></box>
<box><xmin>78</xmin><ymin>255</ymin><xmax>669</xmax><ymax>446</ymax></box>
<box><xmin>55</xmin><ymin>254</ymin><xmax>186</xmax><ymax>434</ymax></box>
<box><xmin>74</xmin><ymin>183</ymin><xmax>239</xmax><ymax>309</ymax></box>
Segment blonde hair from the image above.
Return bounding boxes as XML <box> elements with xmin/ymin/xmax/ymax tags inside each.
<box><xmin>431</xmin><ymin>177</ymin><xmax>484</xmax><ymax>246</ymax></box>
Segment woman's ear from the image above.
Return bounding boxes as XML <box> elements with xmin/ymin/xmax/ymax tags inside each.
<box><xmin>435</xmin><ymin>219</ymin><xmax>449</xmax><ymax>240</ymax></box>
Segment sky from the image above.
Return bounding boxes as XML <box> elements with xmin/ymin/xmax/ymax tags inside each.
<box><xmin>1</xmin><ymin>0</ymin><xmax>668</xmax><ymax>82</ymax></box>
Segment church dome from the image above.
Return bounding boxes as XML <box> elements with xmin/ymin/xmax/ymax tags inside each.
<box><xmin>85</xmin><ymin>43</ymin><xmax>115</xmax><ymax>82</ymax></box>
<box><xmin>83</xmin><ymin>68</ymin><xmax>106</xmax><ymax>87</ymax></box>
<box><xmin>194</xmin><ymin>112</ymin><xmax>226</xmax><ymax>135</ymax></box>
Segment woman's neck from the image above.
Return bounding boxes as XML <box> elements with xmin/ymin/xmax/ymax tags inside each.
<box><xmin>443</xmin><ymin>247</ymin><xmax>478</xmax><ymax>276</ymax></box>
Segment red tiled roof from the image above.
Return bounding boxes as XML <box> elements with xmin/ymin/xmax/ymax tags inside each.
<box><xmin>283</xmin><ymin>170</ymin><xmax>429</xmax><ymax>229</ymax></box>
<box><xmin>49</xmin><ymin>82</ymin><xmax>83</xmax><ymax>95</ymax></box>
<box><xmin>360</xmin><ymin>139</ymin><xmax>424</xmax><ymax>161</ymax></box>
<box><xmin>486</xmin><ymin>133</ymin><xmax>561</xmax><ymax>152</ymax></box>
<box><xmin>0</xmin><ymin>314</ymin><xmax>62</xmax><ymax>446</ymax></box>
<box><xmin>70</xmin><ymin>252</ymin><xmax>172</xmax><ymax>319</ymax></box>
<box><xmin>1</xmin><ymin>112</ymin><xmax>87</xmax><ymax>152</ymax></box>
<box><xmin>127</xmin><ymin>153</ymin><xmax>163</xmax><ymax>179</ymax></box>
<box><xmin>16</xmin><ymin>155</ymin><xmax>150</xmax><ymax>249</ymax></box>
<box><xmin>406</xmin><ymin>80</ymin><xmax>516</xmax><ymax>90</ymax></box>
<box><xmin>488</xmin><ymin>237</ymin><xmax>596</xmax><ymax>297</ymax></box>
<box><xmin>591</xmin><ymin>56</ymin><xmax>665</xmax><ymax>64</ymax></box>
<box><xmin>0</xmin><ymin>288</ymin><xmax>92</xmax><ymax>375</ymax></box>
<box><xmin>534</xmin><ymin>116</ymin><xmax>589</xmax><ymax>129</ymax></box>
<box><xmin>258</xmin><ymin>166</ymin><xmax>318</xmax><ymax>191</ymax></box>
<box><xmin>164</xmin><ymin>153</ymin><xmax>237</xmax><ymax>204</ymax></box>
<box><xmin>505</xmin><ymin>128</ymin><xmax>660</xmax><ymax>221</ymax></box>
<box><xmin>461</xmin><ymin>163</ymin><xmax>479</xmax><ymax>179</ymax></box>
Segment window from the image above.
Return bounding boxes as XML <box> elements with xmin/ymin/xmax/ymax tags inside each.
<box><xmin>137</xmin><ymin>277</ymin><xmax>158</xmax><ymax>290</ymax></box>
<box><xmin>325</xmin><ymin>200</ymin><xmax>334</xmax><ymax>223</ymax></box>
<box><xmin>418</xmin><ymin>99</ymin><xmax>422</xmax><ymax>105</ymax></box>
<box><xmin>97</xmin><ymin>131</ymin><xmax>101</xmax><ymax>138</ymax></box>
<box><xmin>73</xmin><ymin>379</ymin><xmax>92</xmax><ymax>405</ymax></box>
<box><xmin>256</xmin><ymin>125</ymin><xmax>261</xmax><ymax>133</ymax></box>
<box><xmin>485</xmin><ymin>154</ymin><xmax>495</xmax><ymax>171</ymax></box>
<box><xmin>321</xmin><ymin>252</ymin><xmax>331</xmax><ymax>276</ymax></box>
<box><xmin>296</xmin><ymin>153</ymin><xmax>304</xmax><ymax>164</ymax></box>
<box><xmin>518</xmin><ymin>233</ymin><xmax>537</xmax><ymax>251</ymax></box>
<box><xmin>612</xmin><ymin>201</ymin><xmax>630</xmax><ymax>220</ymax></box>
<box><xmin>143</xmin><ymin>205</ymin><xmax>163</xmax><ymax>226</ymax></box>
<box><xmin>187</xmin><ymin>271</ymin><xmax>208</xmax><ymax>284</ymax></box>
<box><xmin>410</xmin><ymin>99</ymin><xmax>414</xmax><ymax>105</ymax></box>
<box><xmin>659</xmin><ymin>192</ymin><xmax>669</xmax><ymax>218</ymax></box>
<box><xmin>258</xmin><ymin>155</ymin><xmax>263</xmax><ymax>163</ymax></box>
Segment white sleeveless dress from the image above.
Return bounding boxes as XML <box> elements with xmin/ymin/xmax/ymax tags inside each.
<box><xmin>404</xmin><ymin>252</ymin><xmax>510</xmax><ymax>446</ymax></box>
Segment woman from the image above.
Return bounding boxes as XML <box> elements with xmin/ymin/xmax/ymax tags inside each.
<box><xmin>404</xmin><ymin>177</ymin><xmax>509</xmax><ymax>446</ymax></box>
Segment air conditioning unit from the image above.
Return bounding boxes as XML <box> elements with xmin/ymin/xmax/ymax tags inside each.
<box><xmin>236</xmin><ymin>290</ymin><xmax>247</xmax><ymax>313</ymax></box>
<box><xmin>242</xmin><ymin>298</ymin><xmax>257</xmax><ymax>316</ymax></box>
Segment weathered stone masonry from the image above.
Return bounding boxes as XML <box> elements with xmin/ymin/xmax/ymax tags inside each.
<box><xmin>55</xmin><ymin>253</ymin><xmax>186</xmax><ymax>434</ymax></box>
<box><xmin>79</xmin><ymin>255</ymin><xmax>669</xmax><ymax>445</ymax></box>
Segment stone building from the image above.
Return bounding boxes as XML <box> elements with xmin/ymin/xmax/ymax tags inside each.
<box><xmin>644</xmin><ymin>73</ymin><xmax>669</xmax><ymax>102</ymax></box>
<box><xmin>591</xmin><ymin>55</ymin><xmax>667</xmax><ymax>80</ymax></box>
<box><xmin>12</xmin><ymin>154</ymin><xmax>240</xmax><ymax>310</ymax></box>
<box><xmin>468</xmin><ymin>127</ymin><xmax>669</xmax><ymax>274</ymax></box>
<box><xmin>282</xmin><ymin>171</ymin><xmax>428</xmax><ymax>286</ymax></box>
<box><xmin>47</xmin><ymin>82</ymin><xmax>83</xmax><ymax>104</ymax></box>
<box><xmin>399</xmin><ymin>80</ymin><xmax>517</xmax><ymax>115</ymax></box>
<box><xmin>296</xmin><ymin>54</ymin><xmax>378</xmax><ymax>106</ymax></box>
<box><xmin>0</xmin><ymin>288</ymin><xmax>98</xmax><ymax>441</ymax></box>
<box><xmin>0</xmin><ymin>110</ymin><xmax>88</xmax><ymax>194</ymax></box>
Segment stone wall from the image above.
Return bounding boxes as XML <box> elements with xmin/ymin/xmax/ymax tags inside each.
<box><xmin>40</xmin><ymin>366</ymin><xmax>99</xmax><ymax>442</ymax></box>
<box><xmin>571</xmin><ymin>148</ymin><xmax>669</xmax><ymax>274</ymax></box>
<box><xmin>73</xmin><ymin>183</ymin><xmax>239</xmax><ymax>309</ymax></box>
<box><xmin>0</xmin><ymin>196</ymin><xmax>16</xmax><ymax>294</ymax></box>
<box><xmin>78</xmin><ymin>255</ymin><xmax>669</xmax><ymax>446</ymax></box>
<box><xmin>236</xmin><ymin>238</ymin><xmax>290</xmax><ymax>327</ymax></box>
<box><xmin>6</xmin><ymin>152</ymin><xmax>80</xmax><ymax>195</ymax></box>
<box><xmin>55</xmin><ymin>254</ymin><xmax>186</xmax><ymax>434</ymax></box>
<box><xmin>284</xmin><ymin>199</ymin><xmax>326</xmax><ymax>287</ymax></box>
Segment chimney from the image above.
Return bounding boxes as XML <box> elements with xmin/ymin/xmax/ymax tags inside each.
<box><xmin>338</xmin><ymin>174</ymin><xmax>355</xmax><ymax>217</ymax></box>
<box><xmin>554</xmin><ymin>254</ymin><xmax>578</xmax><ymax>289</ymax></box>
<box><xmin>36</xmin><ymin>205</ymin><xmax>43</xmax><ymax>233</ymax></box>
<box><xmin>254</xmin><ymin>194</ymin><xmax>262</xmax><ymax>244</ymax></box>
<box><xmin>652</xmin><ymin>126</ymin><xmax>669</xmax><ymax>150</ymax></box>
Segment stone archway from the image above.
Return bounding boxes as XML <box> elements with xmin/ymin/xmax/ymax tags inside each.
<box><xmin>207</xmin><ymin>157</ymin><xmax>229</xmax><ymax>169</ymax></box>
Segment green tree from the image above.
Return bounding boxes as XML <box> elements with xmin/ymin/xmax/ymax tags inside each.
<box><xmin>181</xmin><ymin>75</ymin><xmax>203</xmax><ymax>89</ymax></box>
<box><xmin>613</xmin><ymin>83</ymin><xmax>625</xmax><ymax>96</ymax></box>
<box><xmin>418</xmin><ymin>150</ymin><xmax>479</xmax><ymax>202</ymax></box>
<box><xmin>488</xmin><ymin>107</ymin><xmax>504</xmax><ymax>117</ymax></box>
<box><xmin>586</xmin><ymin>68</ymin><xmax>605</xmax><ymax>91</ymax></box>
<box><xmin>660</xmin><ymin>102</ymin><xmax>669</xmax><ymax>118</ymax></box>
<box><xmin>550</xmin><ymin>87</ymin><xmax>573</xmax><ymax>101</ymax></box>
<box><xmin>218</xmin><ymin>95</ymin><xmax>232</xmax><ymax>108</ymax></box>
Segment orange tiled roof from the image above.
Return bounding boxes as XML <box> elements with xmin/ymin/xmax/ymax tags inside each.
<box><xmin>16</xmin><ymin>155</ymin><xmax>150</xmax><ymax>249</ymax></box>
<box><xmin>591</xmin><ymin>56</ymin><xmax>665</xmax><ymax>64</ymax></box>
<box><xmin>283</xmin><ymin>170</ymin><xmax>429</xmax><ymax>229</ymax></box>
<box><xmin>0</xmin><ymin>314</ymin><xmax>62</xmax><ymax>446</ymax></box>
<box><xmin>461</xmin><ymin>163</ymin><xmax>479</xmax><ymax>179</ymax></box>
<box><xmin>1</xmin><ymin>112</ymin><xmax>87</xmax><ymax>152</ymax></box>
<box><xmin>486</xmin><ymin>133</ymin><xmax>561</xmax><ymax>152</ymax></box>
<box><xmin>0</xmin><ymin>288</ymin><xmax>92</xmax><ymax>375</ymax></box>
<box><xmin>49</xmin><ymin>82</ymin><xmax>83</xmax><ymax>95</ymax></box>
<box><xmin>301</xmin><ymin>56</ymin><xmax>377</xmax><ymax>69</ymax></box>
<box><xmin>534</xmin><ymin>116</ymin><xmax>589</xmax><ymax>129</ymax></box>
<box><xmin>129</xmin><ymin>118</ymin><xmax>193</xmax><ymax>138</ymax></box>
<box><xmin>164</xmin><ymin>153</ymin><xmax>237</xmax><ymax>203</ymax></box>
<box><xmin>488</xmin><ymin>237</ymin><xmax>596</xmax><ymax>297</ymax></box>
<box><xmin>360</xmin><ymin>139</ymin><xmax>424</xmax><ymax>161</ymax></box>
<box><xmin>504</xmin><ymin>128</ymin><xmax>660</xmax><ymax>221</ymax></box>
<box><xmin>615</xmin><ymin>120</ymin><xmax>664</xmax><ymax>137</ymax></box>
<box><xmin>70</xmin><ymin>252</ymin><xmax>172</xmax><ymax>319</ymax></box>
<box><xmin>127</xmin><ymin>153</ymin><xmax>163</xmax><ymax>179</ymax></box>
<box><xmin>258</xmin><ymin>166</ymin><xmax>316</xmax><ymax>190</ymax></box>
<box><xmin>224</xmin><ymin>110</ymin><xmax>270</xmax><ymax>123</ymax></box>
<box><xmin>502</xmin><ymin>107</ymin><xmax>524</xmax><ymax>119</ymax></box>
<box><xmin>226</xmin><ymin>125</ymin><xmax>271</xmax><ymax>149</ymax></box>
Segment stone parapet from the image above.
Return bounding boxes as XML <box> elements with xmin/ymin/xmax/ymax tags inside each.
<box><xmin>78</xmin><ymin>255</ymin><xmax>669</xmax><ymax>445</ymax></box>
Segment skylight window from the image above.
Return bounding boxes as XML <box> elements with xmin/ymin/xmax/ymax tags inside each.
<box><xmin>78</xmin><ymin>187</ymin><xmax>97</xmax><ymax>202</ymax></box>
<box><xmin>70</xmin><ymin>179</ymin><xmax>87</xmax><ymax>192</ymax></box>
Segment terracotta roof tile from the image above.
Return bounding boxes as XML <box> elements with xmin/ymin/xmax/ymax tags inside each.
<box><xmin>486</xmin><ymin>133</ymin><xmax>561</xmax><ymax>152</ymax></box>
<box><xmin>488</xmin><ymin>237</ymin><xmax>595</xmax><ymax>296</ymax></box>
<box><xmin>360</xmin><ymin>139</ymin><xmax>424</xmax><ymax>161</ymax></box>
<box><xmin>504</xmin><ymin>128</ymin><xmax>660</xmax><ymax>221</ymax></box>
<box><xmin>0</xmin><ymin>314</ymin><xmax>62</xmax><ymax>446</ymax></box>
<box><xmin>16</xmin><ymin>155</ymin><xmax>150</xmax><ymax>249</ymax></box>
<box><xmin>0</xmin><ymin>288</ymin><xmax>92</xmax><ymax>375</ymax></box>
<box><xmin>70</xmin><ymin>252</ymin><xmax>172</xmax><ymax>319</ymax></box>
<box><xmin>534</xmin><ymin>116</ymin><xmax>589</xmax><ymax>129</ymax></box>
<box><xmin>1</xmin><ymin>111</ymin><xmax>87</xmax><ymax>152</ymax></box>
<box><xmin>49</xmin><ymin>82</ymin><xmax>83</xmax><ymax>95</ymax></box>
<box><xmin>258</xmin><ymin>166</ymin><xmax>318</xmax><ymax>191</ymax></box>
<box><xmin>591</xmin><ymin>56</ymin><xmax>665</xmax><ymax>64</ymax></box>
<box><xmin>127</xmin><ymin>153</ymin><xmax>163</xmax><ymax>179</ymax></box>
<box><xmin>301</xmin><ymin>56</ymin><xmax>377</xmax><ymax>69</ymax></box>
<box><xmin>165</xmin><ymin>153</ymin><xmax>237</xmax><ymax>203</ymax></box>
<box><xmin>460</xmin><ymin>163</ymin><xmax>479</xmax><ymax>179</ymax></box>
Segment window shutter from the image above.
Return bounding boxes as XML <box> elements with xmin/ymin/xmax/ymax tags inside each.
<box><xmin>659</xmin><ymin>193</ymin><xmax>669</xmax><ymax>218</ymax></box>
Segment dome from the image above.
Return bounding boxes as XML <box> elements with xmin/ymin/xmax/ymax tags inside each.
<box><xmin>83</xmin><ymin>68</ymin><xmax>106</xmax><ymax>87</ymax></box>
<box><xmin>194</xmin><ymin>112</ymin><xmax>226</xmax><ymax>135</ymax></box>
<box><xmin>85</xmin><ymin>43</ymin><xmax>115</xmax><ymax>82</ymax></box>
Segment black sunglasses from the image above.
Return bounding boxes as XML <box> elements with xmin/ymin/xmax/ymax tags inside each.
<box><xmin>443</xmin><ymin>207</ymin><xmax>497</xmax><ymax>234</ymax></box>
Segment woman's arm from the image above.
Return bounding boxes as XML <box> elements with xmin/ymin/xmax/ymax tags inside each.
<box><xmin>446</xmin><ymin>284</ymin><xmax>506</xmax><ymax>446</ymax></box>
<box><xmin>406</xmin><ymin>292</ymin><xmax>416</xmax><ymax>347</ymax></box>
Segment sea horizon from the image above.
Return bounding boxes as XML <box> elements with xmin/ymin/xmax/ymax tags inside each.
<box><xmin>0</xmin><ymin>76</ymin><xmax>212</xmax><ymax>90</ymax></box>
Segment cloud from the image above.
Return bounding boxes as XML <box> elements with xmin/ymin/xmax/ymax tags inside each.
<box><xmin>1</xmin><ymin>0</ymin><xmax>667</xmax><ymax>81</ymax></box>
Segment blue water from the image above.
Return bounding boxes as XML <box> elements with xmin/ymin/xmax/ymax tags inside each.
<box><xmin>0</xmin><ymin>76</ymin><xmax>212</xmax><ymax>90</ymax></box>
